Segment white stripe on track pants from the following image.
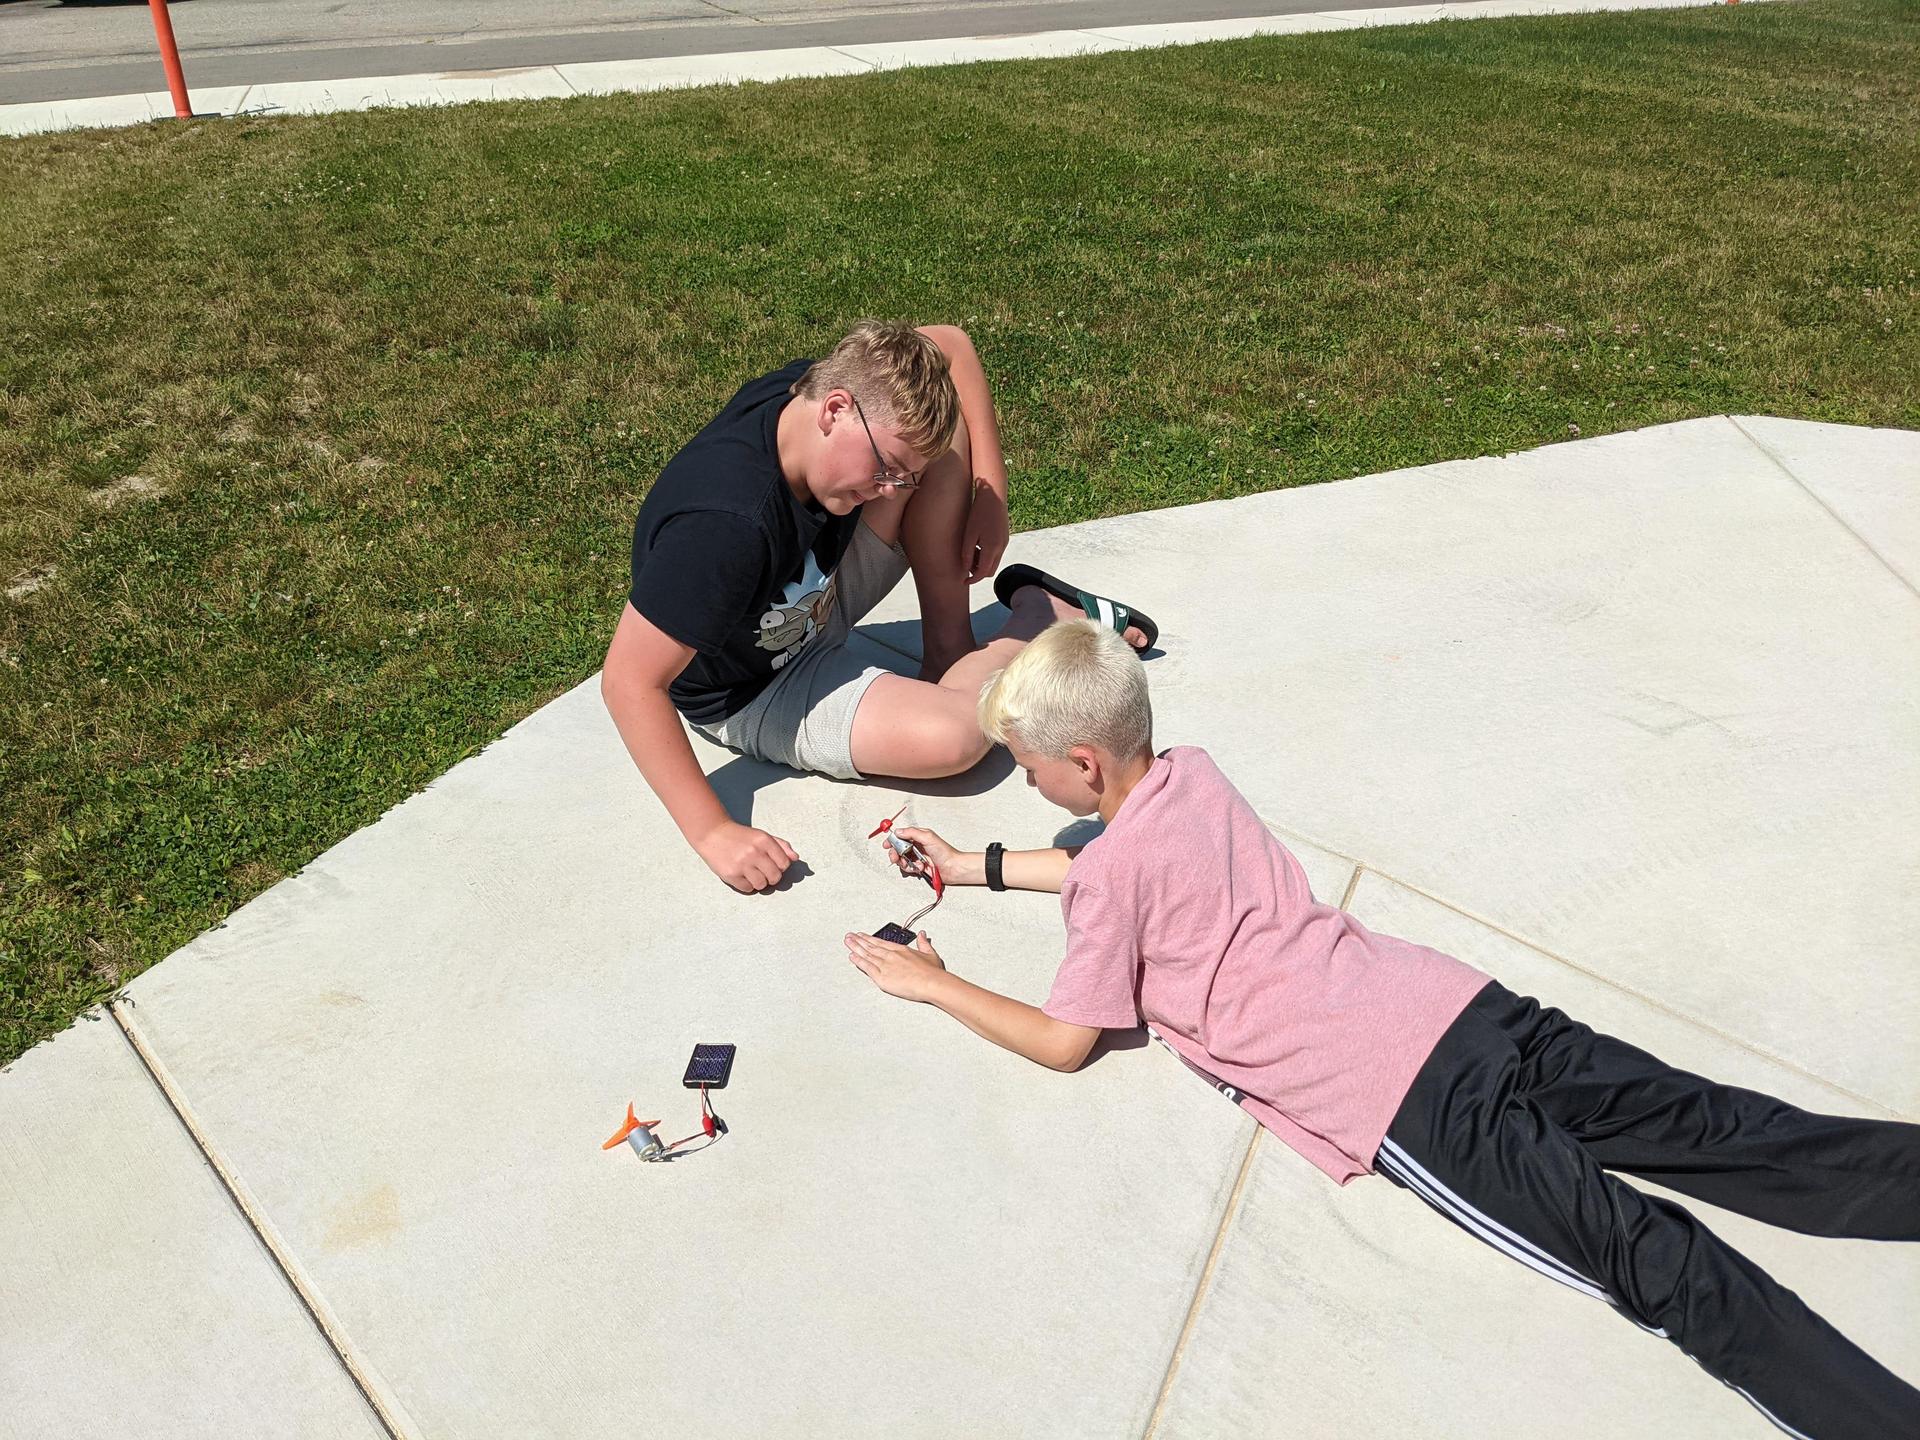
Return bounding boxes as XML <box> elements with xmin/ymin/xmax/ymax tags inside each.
<box><xmin>1378</xmin><ymin>980</ymin><xmax>1920</xmax><ymax>1438</ymax></box>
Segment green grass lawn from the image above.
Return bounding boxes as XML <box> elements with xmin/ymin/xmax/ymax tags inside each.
<box><xmin>2</xmin><ymin>0</ymin><xmax>1916</xmax><ymax>1064</ymax></box>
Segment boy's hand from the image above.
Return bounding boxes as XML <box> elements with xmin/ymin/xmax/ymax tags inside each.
<box><xmin>962</xmin><ymin>483</ymin><xmax>1009</xmax><ymax>582</ymax></box>
<box><xmin>695</xmin><ymin>819</ymin><xmax>798</xmax><ymax>893</ymax></box>
<box><xmin>881</xmin><ymin>826</ymin><xmax>984</xmax><ymax>886</ymax></box>
<box><xmin>845</xmin><ymin>930</ymin><xmax>947</xmax><ymax>1002</ymax></box>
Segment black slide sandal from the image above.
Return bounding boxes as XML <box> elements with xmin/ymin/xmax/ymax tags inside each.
<box><xmin>993</xmin><ymin>563</ymin><xmax>1160</xmax><ymax>650</ymax></box>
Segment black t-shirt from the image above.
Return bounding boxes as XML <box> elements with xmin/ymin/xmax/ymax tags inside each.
<box><xmin>628</xmin><ymin>360</ymin><xmax>864</xmax><ymax>724</ymax></box>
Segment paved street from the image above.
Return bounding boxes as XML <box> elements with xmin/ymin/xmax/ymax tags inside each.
<box><xmin>0</xmin><ymin>0</ymin><xmax>1380</xmax><ymax>102</ymax></box>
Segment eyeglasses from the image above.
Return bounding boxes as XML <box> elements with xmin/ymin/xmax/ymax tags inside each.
<box><xmin>851</xmin><ymin>397</ymin><xmax>922</xmax><ymax>493</ymax></box>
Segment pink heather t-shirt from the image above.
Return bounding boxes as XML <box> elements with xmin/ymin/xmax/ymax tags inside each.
<box><xmin>1043</xmin><ymin>746</ymin><xmax>1490</xmax><ymax>1185</ymax></box>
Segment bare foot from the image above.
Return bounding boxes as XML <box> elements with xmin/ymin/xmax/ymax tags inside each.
<box><xmin>1010</xmin><ymin>584</ymin><xmax>1150</xmax><ymax>651</ymax></box>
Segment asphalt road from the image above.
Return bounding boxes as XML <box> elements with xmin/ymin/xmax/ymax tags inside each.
<box><xmin>0</xmin><ymin>0</ymin><xmax>1405</xmax><ymax>104</ymax></box>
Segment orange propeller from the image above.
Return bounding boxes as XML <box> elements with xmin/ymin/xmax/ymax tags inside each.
<box><xmin>601</xmin><ymin>1103</ymin><xmax>660</xmax><ymax>1150</ymax></box>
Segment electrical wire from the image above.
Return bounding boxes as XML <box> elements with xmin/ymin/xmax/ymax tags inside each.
<box><xmin>662</xmin><ymin>1084</ymin><xmax>719</xmax><ymax>1153</ymax></box>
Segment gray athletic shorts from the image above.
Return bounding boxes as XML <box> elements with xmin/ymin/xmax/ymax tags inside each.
<box><xmin>693</xmin><ymin>522</ymin><xmax>910</xmax><ymax>781</ymax></box>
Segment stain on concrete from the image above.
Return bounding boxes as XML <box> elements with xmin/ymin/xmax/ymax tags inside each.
<box><xmin>323</xmin><ymin>1184</ymin><xmax>400</xmax><ymax>1251</ymax></box>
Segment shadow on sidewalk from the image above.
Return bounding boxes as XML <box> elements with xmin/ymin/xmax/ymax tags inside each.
<box><xmin>861</xmin><ymin>606</ymin><xmax>1163</xmax><ymax>665</ymax></box>
<box><xmin>858</xmin><ymin>605</ymin><xmax>1009</xmax><ymax>661</ymax></box>
<box><xmin>703</xmin><ymin>732</ymin><xmax>1021</xmax><ymax>885</ymax></box>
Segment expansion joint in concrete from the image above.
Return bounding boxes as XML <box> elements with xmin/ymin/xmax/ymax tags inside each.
<box><xmin>1259</xmin><ymin>808</ymin><xmax>1906</xmax><ymax>1120</ymax></box>
<box><xmin>1344</xmin><ymin>871</ymin><xmax>1910</xmax><ymax>1122</ymax></box>
<box><xmin>1141</xmin><ymin>1116</ymin><xmax>1265</xmax><ymax>1439</ymax></box>
<box><xmin>692</xmin><ymin>0</ymin><xmax>766</xmax><ymax>21</ymax></box>
<box><xmin>108</xmin><ymin>1000</ymin><xmax>418</xmax><ymax>1440</ymax></box>
<box><xmin>1730</xmin><ymin>415</ymin><xmax>1920</xmax><ymax>605</ymax></box>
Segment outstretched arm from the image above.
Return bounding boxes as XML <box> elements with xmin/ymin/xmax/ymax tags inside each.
<box><xmin>886</xmin><ymin>826</ymin><xmax>1077</xmax><ymax>894</ymax></box>
<box><xmin>602</xmin><ymin>603</ymin><xmax>797</xmax><ymax>892</ymax></box>
<box><xmin>844</xmin><ymin>930</ymin><xmax>1102</xmax><ymax>1072</ymax></box>
<box><xmin>925</xmin><ymin>969</ymin><xmax>1102</xmax><ymax>1071</ymax></box>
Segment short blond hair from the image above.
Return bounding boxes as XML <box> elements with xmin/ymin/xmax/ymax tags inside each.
<box><xmin>978</xmin><ymin>619</ymin><xmax>1153</xmax><ymax>761</ymax></box>
<box><xmin>794</xmin><ymin>320</ymin><xmax>961</xmax><ymax>462</ymax></box>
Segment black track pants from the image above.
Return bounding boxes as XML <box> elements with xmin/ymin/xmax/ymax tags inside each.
<box><xmin>1378</xmin><ymin>981</ymin><xmax>1920</xmax><ymax>1438</ymax></box>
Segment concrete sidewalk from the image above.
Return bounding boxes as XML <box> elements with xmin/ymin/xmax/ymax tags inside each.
<box><xmin>3</xmin><ymin>415</ymin><xmax>1915</xmax><ymax>1438</ymax></box>
<box><xmin>0</xmin><ymin>0</ymin><xmax>1751</xmax><ymax>138</ymax></box>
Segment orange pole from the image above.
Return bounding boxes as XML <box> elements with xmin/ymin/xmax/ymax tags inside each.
<box><xmin>146</xmin><ymin>0</ymin><xmax>193</xmax><ymax>119</ymax></box>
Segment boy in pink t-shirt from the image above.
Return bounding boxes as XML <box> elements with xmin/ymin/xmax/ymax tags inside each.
<box><xmin>844</xmin><ymin>620</ymin><xmax>1920</xmax><ymax>1439</ymax></box>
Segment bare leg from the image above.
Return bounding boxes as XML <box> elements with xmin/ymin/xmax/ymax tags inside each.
<box><xmin>864</xmin><ymin>410</ymin><xmax>1148</xmax><ymax>682</ymax></box>
<box><xmin>900</xmin><ymin>422</ymin><xmax>979</xmax><ymax>681</ymax></box>
<box><xmin>855</xmin><ymin>420</ymin><xmax>977</xmax><ymax>682</ymax></box>
<box><xmin>930</xmin><ymin>585</ymin><xmax>1095</xmax><ymax>694</ymax></box>
<box><xmin>849</xmin><ymin>586</ymin><xmax>1145</xmax><ymax>779</ymax></box>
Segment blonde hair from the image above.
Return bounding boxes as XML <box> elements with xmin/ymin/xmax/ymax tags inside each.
<box><xmin>794</xmin><ymin>320</ymin><xmax>961</xmax><ymax>462</ymax></box>
<box><xmin>978</xmin><ymin>619</ymin><xmax>1153</xmax><ymax>761</ymax></box>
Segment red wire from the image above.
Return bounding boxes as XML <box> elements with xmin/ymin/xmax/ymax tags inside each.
<box><xmin>665</xmin><ymin>1086</ymin><xmax>717</xmax><ymax>1150</ymax></box>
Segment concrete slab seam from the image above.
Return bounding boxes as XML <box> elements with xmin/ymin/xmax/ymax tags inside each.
<box><xmin>1332</xmin><ymin>871</ymin><xmax>1910</xmax><ymax>1120</ymax></box>
<box><xmin>1242</xmin><ymin>797</ymin><xmax>1902</xmax><ymax>1117</ymax></box>
<box><xmin>1140</xmin><ymin>1121</ymin><xmax>1265</xmax><ymax>1440</ymax></box>
<box><xmin>1728</xmin><ymin>415</ymin><xmax>1920</xmax><ymax>605</ymax></box>
<box><xmin>1262</xmin><ymin>815</ymin><xmax>1372</xmax><ymax>890</ymax></box>
<box><xmin>823</xmin><ymin>46</ymin><xmax>882</xmax><ymax>71</ymax></box>
<box><xmin>850</xmin><ymin>623</ymin><xmax>920</xmax><ymax>666</ymax></box>
<box><xmin>697</xmin><ymin>1</ymin><xmax>769</xmax><ymax>24</ymax></box>
<box><xmin>109</xmin><ymin>999</ymin><xmax>421</xmax><ymax>1440</ymax></box>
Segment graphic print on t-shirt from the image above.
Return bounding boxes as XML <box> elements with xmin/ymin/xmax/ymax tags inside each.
<box><xmin>756</xmin><ymin>550</ymin><xmax>840</xmax><ymax>670</ymax></box>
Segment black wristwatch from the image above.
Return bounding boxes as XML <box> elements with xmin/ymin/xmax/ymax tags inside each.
<box><xmin>985</xmin><ymin>842</ymin><xmax>1007</xmax><ymax>892</ymax></box>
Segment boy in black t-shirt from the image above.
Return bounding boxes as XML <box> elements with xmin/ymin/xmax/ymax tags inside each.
<box><xmin>602</xmin><ymin>320</ymin><xmax>1156</xmax><ymax>893</ymax></box>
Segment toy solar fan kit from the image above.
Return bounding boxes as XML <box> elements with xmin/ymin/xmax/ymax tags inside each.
<box><xmin>602</xmin><ymin>1044</ymin><xmax>734</xmax><ymax>1163</ymax></box>
<box><xmin>868</xmin><ymin>802</ymin><xmax>944</xmax><ymax>944</ymax></box>
<box><xmin>603</xmin><ymin>807</ymin><xmax>943</xmax><ymax>1165</ymax></box>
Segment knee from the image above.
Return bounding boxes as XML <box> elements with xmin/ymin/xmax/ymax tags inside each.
<box><xmin>912</xmin><ymin>432</ymin><xmax>973</xmax><ymax>511</ymax></box>
<box><xmin>922</xmin><ymin>711</ymin><xmax>992</xmax><ymax>777</ymax></box>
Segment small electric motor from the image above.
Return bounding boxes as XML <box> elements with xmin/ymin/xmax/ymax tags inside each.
<box><xmin>625</xmin><ymin>1122</ymin><xmax>666</xmax><ymax>1162</ymax></box>
<box><xmin>873</xmin><ymin>823</ymin><xmax>943</xmax><ymax>943</ymax></box>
